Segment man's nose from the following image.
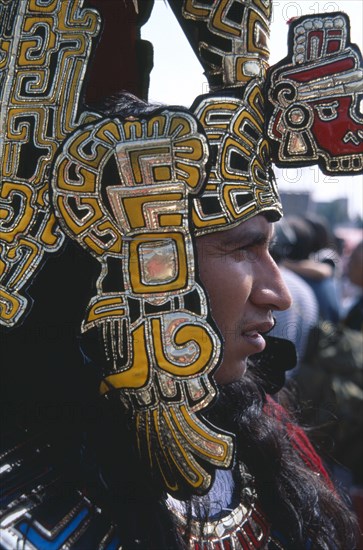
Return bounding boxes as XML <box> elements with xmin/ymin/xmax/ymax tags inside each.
<box><xmin>252</xmin><ymin>257</ymin><xmax>292</xmax><ymax>311</ymax></box>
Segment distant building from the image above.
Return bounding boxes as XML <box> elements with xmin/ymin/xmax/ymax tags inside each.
<box><xmin>316</xmin><ymin>198</ymin><xmax>349</xmax><ymax>225</ymax></box>
<box><xmin>280</xmin><ymin>192</ymin><xmax>313</xmax><ymax>216</ymax></box>
<box><xmin>280</xmin><ymin>192</ymin><xmax>351</xmax><ymax>226</ymax></box>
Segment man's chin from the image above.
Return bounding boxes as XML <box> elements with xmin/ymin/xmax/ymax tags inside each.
<box><xmin>214</xmin><ymin>359</ymin><xmax>248</xmax><ymax>385</ymax></box>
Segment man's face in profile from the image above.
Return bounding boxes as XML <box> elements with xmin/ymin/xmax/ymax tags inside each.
<box><xmin>196</xmin><ymin>214</ymin><xmax>291</xmax><ymax>384</ymax></box>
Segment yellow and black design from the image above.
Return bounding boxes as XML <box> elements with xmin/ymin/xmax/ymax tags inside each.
<box><xmin>0</xmin><ymin>0</ymin><xmax>100</xmax><ymax>326</ymax></box>
<box><xmin>51</xmin><ymin>109</ymin><xmax>233</xmax><ymax>496</ymax></box>
<box><xmin>135</xmin><ymin>402</ymin><xmax>233</xmax><ymax>493</ymax></box>
<box><xmin>168</xmin><ymin>0</ymin><xmax>272</xmax><ymax>88</ymax></box>
<box><xmin>192</xmin><ymin>81</ymin><xmax>282</xmax><ymax>236</ymax></box>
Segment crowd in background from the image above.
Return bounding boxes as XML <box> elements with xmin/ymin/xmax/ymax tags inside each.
<box><xmin>269</xmin><ymin>214</ymin><xmax>363</xmax><ymax>537</ymax></box>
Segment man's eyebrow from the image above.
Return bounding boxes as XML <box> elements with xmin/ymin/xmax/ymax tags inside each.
<box><xmin>221</xmin><ymin>230</ymin><xmax>271</xmax><ymax>247</ymax></box>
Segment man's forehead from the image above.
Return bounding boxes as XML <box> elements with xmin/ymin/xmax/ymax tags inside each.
<box><xmin>198</xmin><ymin>215</ymin><xmax>274</xmax><ymax>245</ymax></box>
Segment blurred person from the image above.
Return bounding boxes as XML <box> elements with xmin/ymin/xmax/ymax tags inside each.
<box><xmin>282</xmin><ymin>215</ymin><xmax>340</xmax><ymax>323</ymax></box>
<box><xmin>292</xmin><ymin>239</ymin><xmax>363</xmax><ymax>500</ymax></box>
<box><xmin>344</xmin><ymin>240</ymin><xmax>363</xmax><ymax>332</ymax></box>
<box><xmin>269</xmin><ymin>219</ymin><xmax>319</xmax><ymax>373</ymax></box>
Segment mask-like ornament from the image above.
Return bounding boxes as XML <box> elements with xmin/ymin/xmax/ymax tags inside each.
<box><xmin>51</xmin><ymin>80</ymin><xmax>282</xmax><ymax>497</ymax></box>
<box><xmin>51</xmin><ymin>108</ymin><xmax>234</xmax><ymax>497</ymax></box>
<box><xmin>266</xmin><ymin>12</ymin><xmax>363</xmax><ymax>174</ymax></box>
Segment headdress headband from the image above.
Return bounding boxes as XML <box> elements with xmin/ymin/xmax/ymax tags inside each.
<box><xmin>191</xmin><ymin>83</ymin><xmax>282</xmax><ymax>235</ymax></box>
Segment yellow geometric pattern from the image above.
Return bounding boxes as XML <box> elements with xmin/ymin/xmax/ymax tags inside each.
<box><xmin>169</xmin><ymin>0</ymin><xmax>272</xmax><ymax>88</ymax></box>
<box><xmin>52</xmin><ymin>109</ymin><xmax>233</xmax><ymax>496</ymax></box>
<box><xmin>192</xmin><ymin>80</ymin><xmax>282</xmax><ymax>235</ymax></box>
<box><xmin>0</xmin><ymin>0</ymin><xmax>100</xmax><ymax>326</ymax></box>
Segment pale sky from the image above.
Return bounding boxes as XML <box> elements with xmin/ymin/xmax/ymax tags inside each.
<box><xmin>142</xmin><ymin>0</ymin><xmax>363</xmax><ymax>219</ymax></box>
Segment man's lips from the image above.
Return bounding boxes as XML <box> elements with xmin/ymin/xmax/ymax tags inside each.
<box><xmin>242</xmin><ymin>320</ymin><xmax>275</xmax><ymax>336</ymax></box>
<box><xmin>241</xmin><ymin>321</ymin><xmax>275</xmax><ymax>353</ymax></box>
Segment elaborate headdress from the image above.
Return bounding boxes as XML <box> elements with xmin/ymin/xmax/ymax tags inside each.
<box><xmin>1</xmin><ymin>0</ymin><xmax>362</xmax><ymax>499</ymax></box>
<box><xmin>266</xmin><ymin>12</ymin><xmax>363</xmax><ymax>174</ymax></box>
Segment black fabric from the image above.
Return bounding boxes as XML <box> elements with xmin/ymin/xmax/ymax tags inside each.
<box><xmin>250</xmin><ymin>336</ymin><xmax>297</xmax><ymax>394</ymax></box>
<box><xmin>1</xmin><ymin>239</ymin><xmax>97</xmax><ymax>438</ymax></box>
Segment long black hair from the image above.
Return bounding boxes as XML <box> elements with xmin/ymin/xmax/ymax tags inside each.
<box><xmin>83</xmin><ymin>366</ymin><xmax>358</xmax><ymax>549</ymax></box>
<box><xmin>204</xmin><ymin>369</ymin><xmax>359</xmax><ymax>549</ymax></box>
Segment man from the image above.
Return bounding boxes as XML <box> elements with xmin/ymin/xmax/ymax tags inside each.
<box><xmin>95</xmin><ymin>92</ymin><xmax>356</xmax><ymax>549</ymax></box>
<box><xmin>0</xmin><ymin>2</ymin><xmax>361</xmax><ymax>549</ymax></box>
<box><xmin>3</xmin><ymin>88</ymin><xmax>357</xmax><ymax>549</ymax></box>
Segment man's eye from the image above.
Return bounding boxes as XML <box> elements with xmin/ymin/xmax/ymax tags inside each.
<box><xmin>232</xmin><ymin>245</ymin><xmax>258</xmax><ymax>262</ymax></box>
<box><xmin>314</xmin><ymin>101</ymin><xmax>339</xmax><ymax>121</ymax></box>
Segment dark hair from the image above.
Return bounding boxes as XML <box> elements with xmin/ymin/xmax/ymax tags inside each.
<box><xmin>203</xmin><ymin>370</ymin><xmax>358</xmax><ymax>549</ymax></box>
<box><xmin>269</xmin><ymin>218</ymin><xmax>298</xmax><ymax>263</ymax></box>
<box><xmin>282</xmin><ymin>215</ymin><xmax>315</xmax><ymax>260</ymax></box>
<box><xmin>89</xmin><ymin>90</ymin><xmax>162</xmax><ymax>118</ymax></box>
<box><xmin>85</xmin><ymin>368</ymin><xmax>358</xmax><ymax>549</ymax></box>
<box><xmin>304</xmin><ymin>214</ymin><xmax>334</xmax><ymax>252</ymax></box>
